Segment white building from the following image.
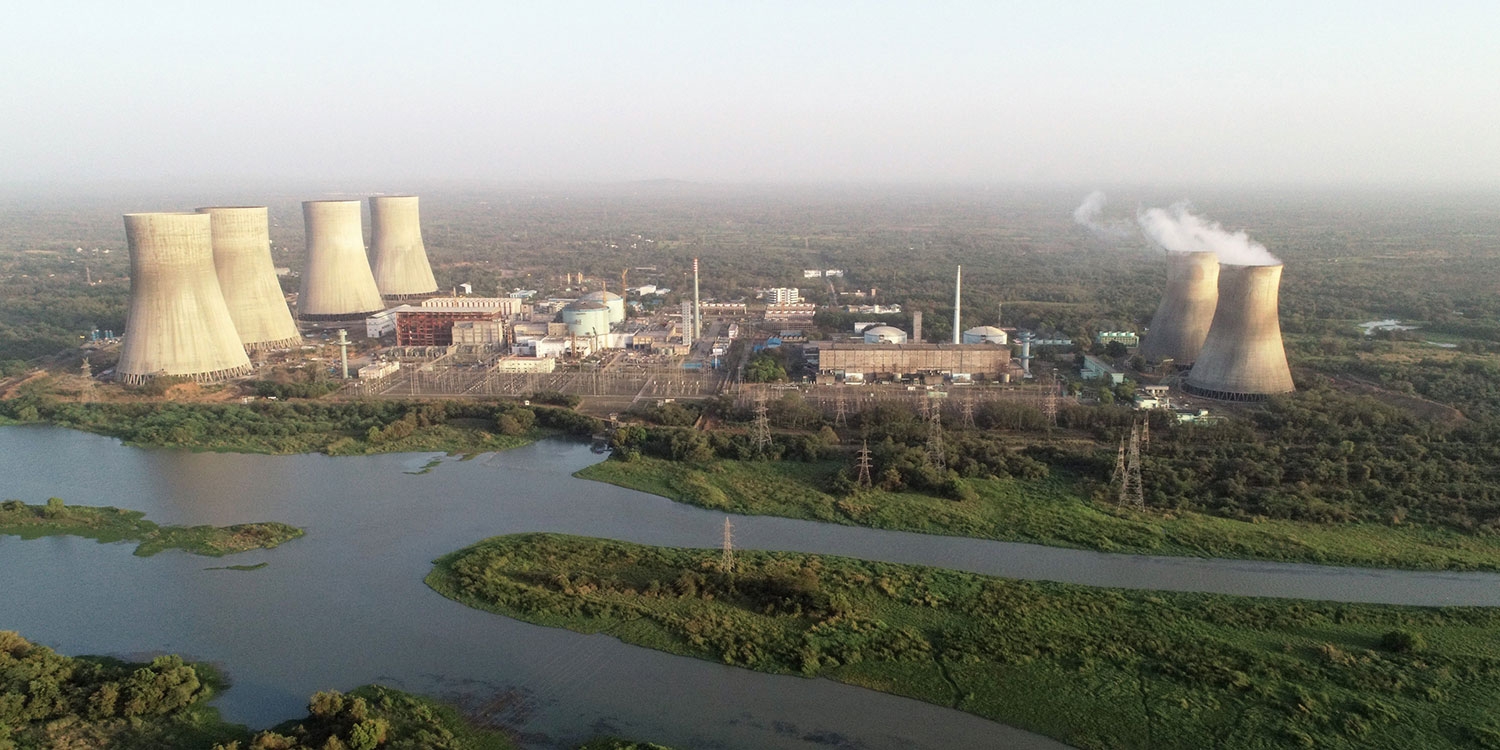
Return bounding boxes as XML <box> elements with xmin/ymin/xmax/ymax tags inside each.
<box><xmin>766</xmin><ymin>287</ymin><xmax>801</xmax><ymax>305</ymax></box>
<box><xmin>365</xmin><ymin>308</ymin><xmax>399</xmax><ymax>338</ymax></box>
<box><xmin>494</xmin><ymin>356</ymin><xmax>556</xmax><ymax>373</ymax></box>
<box><xmin>358</xmin><ymin>361</ymin><xmax>400</xmax><ymax>380</ymax></box>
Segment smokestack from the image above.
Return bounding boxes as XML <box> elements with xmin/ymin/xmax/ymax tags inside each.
<box><xmin>116</xmin><ymin>212</ymin><xmax>253</xmax><ymax>386</ymax></box>
<box><xmin>952</xmin><ymin>266</ymin><xmax>962</xmax><ymax>344</ymax></box>
<box><xmin>693</xmin><ymin>257</ymin><xmax>701</xmax><ymax>340</ymax></box>
<box><xmin>196</xmin><ymin>206</ymin><xmax>301</xmax><ymax>351</ymax></box>
<box><xmin>912</xmin><ymin>310</ymin><xmax>923</xmax><ymax>342</ymax></box>
<box><xmin>369</xmin><ymin>195</ymin><xmax>439</xmax><ymax>300</ymax></box>
<box><xmin>1140</xmin><ymin>251</ymin><xmax>1219</xmax><ymax>365</ymax></box>
<box><xmin>1184</xmin><ymin>263</ymin><xmax>1295</xmax><ymax>401</ymax></box>
<box><xmin>298</xmin><ymin>200</ymin><xmax>384</xmax><ymax>320</ymax></box>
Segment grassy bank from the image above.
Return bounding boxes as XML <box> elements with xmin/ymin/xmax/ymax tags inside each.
<box><xmin>578</xmin><ymin>456</ymin><xmax>1500</xmax><ymax>571</ymax></box>
<box><xmin>429</xmin><ymin>533</ymin><xmax>1500</xmax><ymax>750</ymax></box>
<box><xmin>0</xmin><ymin>497</ymin><xmax>302</xmax><ymax>557</ymax></box>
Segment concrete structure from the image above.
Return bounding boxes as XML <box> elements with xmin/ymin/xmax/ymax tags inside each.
<box><xmin>1080</xmin><ymin>354</ymin><xmax>1125</xmax><ymax>384</ymax></box>
<box><xmin>766</xmin><ymin>287</ymin><xmax>801</xmax><ymax>305</ymax></box>
<box><xmin>1141</xmin><ymin>251</ymin><xmax>1219</xmax><ymax>365</ymax></box>
<box><xmin>679</xmin><ymin>301</ymin><xmax>694</xmax><ymax>347</ymax></box>
<box><xmin>692</xmin><ymin>257</ymin><xmax>701</xmax><ymax>340</ymax></box>
<box><xmin>817</xmin><ymin>343</ymin><xmax>1013</xmax><ymax>381</ymax></box>
<box><xmin>452</xmin><ymin>319</ymin><xmax>506</xmax><ymax>346</ymax></box>
<box><xmin>358</xmin><ymin>361</ymin><xmax>400</xmax><ymax>380</ymax></box>
<box><xmin>366</xmin><ymin>308</ymin><xmax>399</xmax><ymax>338</ymax></box>
<box><xmin>863</xmin><ymin>325</ymin><xmax>908</xmax><ymax>344</ymax></box>
<box><xmin>495</xmin><ymin>356</ymin><xmax>556</xmax><ymax>373</ymax></box>
<box><xmin>580</xmin><ymin>290</ymin><xmax>626</xmax><ymax>324</ymax></box>
<box><xmin>369</xmin><ymin>195</ymin><xmax>438</xmax><ymax>299</ymax></box>
<box><xmin>196</xmin><ymin>206</ymin><xmax>300</xmax><ymax>350</ymax></box>
<box><xmin>962</xmin><ymin>325</ymin><xmax>1009</xmax><ymax>345</ymax></box>
<box><xmin>701</xmin><ymin>302</ymin><xmax>748</xmax><ymax>315</ymax></box>
<box><xmin>1185</xmin><ymin>263</ymin><xmax>1296</xmax><ymax>401</ymax></box>
<box><xmin>298</xmin><ymin>201</ymin><xmax>384</xmax><ymax>320</ymax></box>
<box><xmin>422</xmin><ymin>296</ymin><xmax>526</xmax><ymax>316</ymax></box>
<box><xmin>393</xmin><ymin>305</ymin><xmax>505</xmax><ymax>346</ymax></box>
<box><xmin>562</xmin><ymin>300</ymin><xmax>611</xmax><ymax>338</ymax></box>
<box><xmin>912</xmin><ymin>310</ymin><xmax>923</xmax><ymax>343</ymax></box>
<box><xmin>116</xmin><ymin>213</ymin><xmax>253</xmax><ymax>385</ymax></box>
<box><xmin>765</xmin><ymin>303</ymin><xmax>817</xmax><ymax>321</ymax></box>
<box><xmin>952</xmin><ymin>266</ymin><xmax>962</xmax><ymax>344</ymax></box>
<box><xmin>1096</xmin><ymin>331</ymin><xmax>1140</xmax><ymax>348</ymax></box>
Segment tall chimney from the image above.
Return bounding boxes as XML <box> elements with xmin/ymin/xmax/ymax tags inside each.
<box><xmin>693</xmin><ymin>257</ymin><xmax>701</xmax><ymax>339</ymax></box>
<box><xmin>912</xmin><ymin>310</ymin><xmax>923</xmax><ymax>343</ymax></box>
<box><xmin>952</xmin><ymin>265</ymin><xmax>962</xmax><ymax>344</ymax></box>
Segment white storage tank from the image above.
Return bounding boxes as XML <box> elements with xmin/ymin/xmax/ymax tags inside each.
<box><xmin>562</xmin><ymin>300</ymin><xmax>611</xmax><ymax>338</ymax></box>
<box><xmin>863</xmin><ymin>325</ymin><xmax>908</xmax><ymax>344</ymax></box>
<box><xmin>962</xmin><ymin>325</ymin><xmax>1009</xmax><ymax>345</ymax></box>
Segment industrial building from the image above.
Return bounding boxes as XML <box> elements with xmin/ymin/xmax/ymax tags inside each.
<box><xmin>197</xmin><ymin>206</ymin><xmax>301</xmax><ymax>350</ymax></box>
<box><xmin>817</xmin><ymin>343</ymin><xmax>1014</xmax><ymax>382</ymax></box>
<box><xmin>1095</xmin><ymin>331</ymin><xmax>1139</xmax><ymax>348</ymax></box>
<box><xmin>1080</xmin><ymin>354</ymin><xmax>1125</xmax><ymax>384</ymax></box>
<box><xmin>298</xmin><ymin>200</ymin><xmax>384</xmax><ymax>320</ymax></box>
<box><xmin>422</xmin><ymin>296</ymin><xmax>527</xmax><ymax>316</ymax></box>
<box><xmin>766</xmin><ymin>287</ymin><xmax>801</xmax><ymax>305</ymax></box>
<box><xmin>1141</xmin><ymin>251</ymin><xmax>1218</xmax><ymax>365</ymax></box>
<box><xmin>765</xmin><ymin>303</ymin><xmax>817</xmax><ymax>321</ymax></box>
<box><xmin>862</xmin><ymin>325</ymin><xmax>908</xmax><ymax>344</ymax></box>
<box><xmin>1185</xmin><ymin>263</ymin><xmax>1295</xmax><ymax>401</ymax></box>
<box><xmin>962</xmin><ymin>326</ymin><xmax>1009</xmax><ymax>345</ymax></box>
<box><xmin>369</xmin><ymin>195</ymin><xmax>439</xmax><ymax>300</ymax></box>
<box><xmin>451</xmin><ymin>320</ymin><xmax>506</xmax><ymax>346</ymax></box>
<box><xmin>579</xmin><ymin>291</ymin><xmax>626</xmax><ymax>324</ymax></box>
<box><xmin>393</xmin><ymin>305</ymin><xmax>506</xmax><ymax>346</ymax></box>
<box><xmin>561</xmin><ymin>300</ymin><xmax>611</xmax><ymax>338</ymax></box>
<box><xmin>116</xmin><ymin>212</ymin><xmax>254</xmax><ymax>385</ymax></box>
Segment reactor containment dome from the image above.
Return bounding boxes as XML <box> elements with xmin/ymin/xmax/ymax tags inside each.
<box><xmin>298</xmin><ymin>200</ymin><xmax>384</xmax><ymax>320</ymax></box>
<box><xmin>197</xmin><ymin>206</ymin><xmax>301</xmax><ymax>350</ymax></box>
<box><xmin>1140</xmin><ymin>251</ymin><xmax>1219</xmax><ymax>366</ymax></box>
<box><xmin>1184</xmin><ymin>263</ymin><xmax>1295</xmax><ymax>401</ymax></box>
<box><xmin>580</xmin><ymin>290</ymin><xmax>626</xmax><ymax>324</ymax></box>
<box><xmin>369</xmin><ymin>195</ymin><xmax>439</xmax><ymax>300</ymax></box>
<box><xmin>116</xmin><ymin>212</ymin><xmax>254</xmax><ymax>386</ymax></box>
<box><xmin>962</xmin><ymin>326</ymin><xmax>1009</xmax><ymax>345</ymax></box>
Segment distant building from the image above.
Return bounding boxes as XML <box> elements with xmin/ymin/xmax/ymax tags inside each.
<box><xmin>803</xmin><ymin>269</ymin><xmax>823</xmax><ymax>278</ymax></box>
<box><xmin>1096</xmin><ymin>331</ymin><xmax>1140</xmax><ymax>348</ymax></box>
<box><xmin>358</xmin><ymin>361</ymin><xmax>400</xmax><ymax>380</ymax></box>
<box><xmin>766</xmin><ymin>287</ymin><xmax>801</xmax><ymax>305</ymax></box>
<box><xmin>765</xmin><ymin>303</ymin><xmax>818</xmax><ymax>321</ymax></box>
<box><xmin>394</xmin><ymin>305</ymin><xmax>506</xmax><ymax>347</ymax></box>
<box><xmin>1080</xmin><ymin>354</ymin><xmax>1125</xmax><ymax>384</ymax></box>
<box><xmin>494</xmin><ymin>356</ymin><xmax>556</xmax><ymax>373</ymax></box>
<box><xmin>452</xmin><ymin>320</ymin><xmax>506</xmax><ymax>346</ymax></box>
<box><xmin>365</xmin><ymin>308</ymin><xmax>400</xmax><ymax>338</ymax></box>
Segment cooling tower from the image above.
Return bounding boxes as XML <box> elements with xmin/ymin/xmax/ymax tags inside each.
<box><xmin>1184</xmin><ymin>263</ymin><xmax>1295</xmax><ymax>401</ymax></box>
<box><xmin>1140</xmin><ymin>251</ymin><xmax>1219</xmax><ymax>365</ymax></box>
<box><xmin>369</xmin><ymin>195</ymin><xmax>438</xmax><ymax>299</ymax></box>
<box><xmin>196</xmin><ymin>206</ymin><xmax>301</xmax><ymax>350</ymax></box>
<box><xmin>116</xmin><ymin>213</ymin><xmax>253</xmax><ymax>386</ymax></box>
<box><xmin>298</xmin><ymin>200</ymin><xmax>384</xmax><ymax>320</ymax></box>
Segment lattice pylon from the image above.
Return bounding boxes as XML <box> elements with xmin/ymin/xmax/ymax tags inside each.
<box><xmin>959</xmin><ymin>396</ymin><xmax>975</xmax><ymax>429</ymax></box>
<box><xmin>751</xmin><ymin>389</ymin><xmax>772</xmax><ymax>455</ymax></box>
<box><xmin>834</xmin><ymin>389</ymin><xmax>848</xmax><ymax>428</ymax></box>
<box><xmin>855</xmin><ymin>440</ymin><xmax>873</xmax><ymax>488</ymax></box>
<box><xmin>1118</xmin><ymin>423</ymin><xmax>1145</xmax><ymax>509</ymax></box>
<box><xmin>925</xmin><ymin>398</ymin><xmax>946</xmax><ymax>472</ymax></box>
<box><xmin>721</xmin><ymin>517</ymin><xmax>735</xmax><ymax>574</ymax></box>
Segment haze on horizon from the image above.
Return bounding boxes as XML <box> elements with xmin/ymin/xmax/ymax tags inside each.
<box><xmin>3</xmin><ymin>1</ymin><xmax>1496</xmax><ymax>188</ymax></box>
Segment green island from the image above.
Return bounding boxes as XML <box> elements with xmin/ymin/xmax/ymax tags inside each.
<box><xmin>0</xmin><ymin>630</ymin><xmax>672</xmax><ymax>750</ymax></box>
<box><xmin>428</xmin><ymin>533</ymin><xmax>1500</xmax><ymax>750</ymax></box>
<box><xmin>0</xmin><ymin>390</ymin><xmax>599</xmax><ymax>457</ymax></box>
<box><xmin>0</xmin><ymin>498</ymin><xmax>302</xmax><ymax>557</ymax></box>
<box><xmin>583</xmin><ymin>382</ymin><xmax>1500</xmax><ymax>572</ymax></box>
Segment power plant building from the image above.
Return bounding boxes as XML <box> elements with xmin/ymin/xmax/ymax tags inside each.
<box><xmin>1185</xmin><ymin>263</ymin><xmax>1295</xmax><ymax>401</ymax></box>
<box><xmin>962</xmin><ymin>326</ymin><xmax>1009</xmax><ymax>345</ymax></box>
<box><xmin>116</xmin><ymin>212</ymin><xmax>253</xmax><ymax>385</ymax></box>
<box><xmin>298</xmin><ymin>200</ymin><xmax>384</xmax><ymax>320</ymax></box>
<box><xmin>561</xmin><ymin>300</ymin><xmax>611</xmax><ymax>338</ymax></box>
<box><xmin>863</xmin><ymin>325</ymin><xmax>908</xmax><ymax>344</ymax></box>
<box><xmin>393</xmin><ymin>305</ymin><xmax>505</xmax><ymax>347</ymax></box>
<box><xmin>579</xmin><ymin>291</ymin><xmax>626</xmax><ymax>324</ymax></box>
<box><xmin>196</xmin><ymin>206</ymin><xmax>300</xmax><ymax>350</ymax></box>
<box><xmin>369</xmin><ymin>195</ymin><xmax>439</xmax><ymax>300</ymax></box>
<box><xmin>1141</xmin><ymin>251</ymin><xmax>1218</xmax><ymax>365</ymax></box>
<box><xmin>817</xmin><ymin>343</ymin><xmax>1014</xmax><ymax>382</ymax></box>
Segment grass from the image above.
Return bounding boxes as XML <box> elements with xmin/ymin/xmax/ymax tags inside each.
<box><xmin>428</xmin><ymin>532</ymin><xmax>1500</xmax><ymax>750</ymax></box>
<box><xmin>578</xmin><ymin>456</ymin><xmax>1500</xmax><ymax>571</ymax></box>
<box><xmin>0</xmin><ymin>498</ymin><xmax>302</xmax><ymax>557</ymax></box>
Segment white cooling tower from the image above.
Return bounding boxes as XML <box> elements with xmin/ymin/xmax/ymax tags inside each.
<box><xmin>298</xmin><ymin>200</ymin><xmax>384</xmax><ymax>320</ymax></box>
<box><xmin>196</xmin><ymin>206</ymin><xmax>301</xmax><ymax>350</ymax></box>
<box><xmin>369</xmin><ymin>195</ymin><xmax>438</xmax><ymax>299</ymax></box>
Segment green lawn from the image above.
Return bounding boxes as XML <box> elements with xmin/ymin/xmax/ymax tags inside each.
<box><xmin>578</xmin><ymin>456</ymin><xmax>1500</xmax><ymax>571</ymax></box>
<box><xmin>429</xmin><ymin>532</ymin><xmax>1500</xmax><ymax>750</ymax></box>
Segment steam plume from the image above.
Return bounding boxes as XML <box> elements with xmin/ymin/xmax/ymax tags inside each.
<box><xmin>1137</xmin><ymin>202</ymin><xmax>1279</xmax><ymax>266</ymax></box>
<box><xmin>1071</xmin><ymin>191</ymin><xmax>1134</xmax><ymax>238</ymax></box>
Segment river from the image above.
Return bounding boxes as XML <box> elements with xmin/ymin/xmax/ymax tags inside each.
<box><xmin>4</xmin><ymin>425</ymin><xmax>1500</xmax><ymax>749</ymax></box>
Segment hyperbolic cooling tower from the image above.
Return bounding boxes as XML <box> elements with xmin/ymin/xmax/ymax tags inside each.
<box><xmin>196</xmin><ymin>206</ymin><xmax>301</xmax><ymax>350</ymax></box>
<box><xmin>298</xmin><ymin>200</ymin><xmax>384</xmax><ymax>320</ymax></box>
<box><xmin>1140</xmin><ymin>251</ymin><xmax>1219</xmax><ymax>365</ymax></box>
<box><xmin>1184</xmin><ymin>263</ymin><xmax>1295</xmax><ymax>401</ymax></box>
<box><xmin>369</xmin><ymin>195</ymin><xmax>438</xmax><ymax>299</ymax></box>
<box><xmin>116</xmin><ymin>213</ymin><xmax>253</xmax><ymax>386</ymax></box>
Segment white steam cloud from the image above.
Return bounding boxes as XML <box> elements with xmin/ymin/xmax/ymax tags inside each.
<box><xmin>1071</xmin><ymin>190</ymin><xmax>1134</xmax><ymax>238</ymax></box>
<box><xmin>1136</xmin><ymin>202</ymin><xmax>1280</xmax><ymax>266</ymax></box>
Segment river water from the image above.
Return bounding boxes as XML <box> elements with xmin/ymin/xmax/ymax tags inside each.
<box><xmin>4</xmin><ymin>426</ymin><xmax>1500</xmax><ymax>749</ymax></box>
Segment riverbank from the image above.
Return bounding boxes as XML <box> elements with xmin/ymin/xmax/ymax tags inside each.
<box><xmin>0</xmin><ymin>498</ymin><xmax>302</xmax><ymax>556</ymax></box>
<box><xmin>578</xmin><ymin>456</ymin><xmax>1500</xmax><ymax>571</ymax></box>
<box><xmin>429</xmin><ymin>533</ymin><xmax>1500</xmax><ymax>750</ymax></box>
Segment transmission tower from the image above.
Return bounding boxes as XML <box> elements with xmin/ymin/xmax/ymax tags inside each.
<box><xmin>833</xmin><ymin>389</ymin><xmax>848</xmax><ymax>428</ymax></box>
<box><xmin>1117</xmin><ymin>423</ymin><xmax>1145</xmax><ymax>509</ymax></box>
<box><xmin>751</xmin><ymin>390</ymin><xmax>772</xmax><ymax>455</ymax></box>
<box><xmin>925</xmin><ymin>397</ymin><xmax>946</xmax><ymax>472</ymax></box>
<box><xmin>855</xmin><ymin>440</ymin><xmax>873</xmax><ymax>488</ymax></box>
<box><xmin>1139</xmin><ymin>416</ymin><xmax>1150</xmax><ymax>450</ymax></box>
<box><xmin>959</xmin><ymin>396</ymin><xmax>975</xmax><ymax>429</ymax></box>
<box><xmin>720</xmin><ymin>517</ymin><xmax>735</xmax><ymax>574</ymax></box>
<box><xmin>1042</xmin><ymin>391</ymin><xmax>1058</xmax><ymax>427</ymax></box>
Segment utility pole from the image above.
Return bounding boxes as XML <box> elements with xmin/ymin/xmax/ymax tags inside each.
<box><xmin>720</xmin><ymin>517</ymin><xmax>735</xmax><ymax>574</ymax></box>
<box><xmin>855</xmin><ymin>440</ymin><xmax>873</xmax><ymax>488</ymax></box>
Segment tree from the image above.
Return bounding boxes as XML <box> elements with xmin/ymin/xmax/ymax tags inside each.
<box><xmin>745</xmin><ymin>353</ymin><xmax>787</xmax><ymax>383</ymax></box>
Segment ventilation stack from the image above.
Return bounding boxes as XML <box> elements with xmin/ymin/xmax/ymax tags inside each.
<box><xmin>197</xmin><ymin>206</ymin><xmax>300</xmax><ymax>350</ymax></box>
<box><xmin>369</xmin><ymin>195</ymin><xmax>438</xmax><ymax>300</ymax></box>
<box><xmin>1140</xmin><ymin>251</ymin><xmax>1219</xmax><ymax>365</ymax></box>
<box><xmin>116</xmin><ymin>212</ymin><xmax>253</xmax><ymax>385</ymax></box>
<box><xmin>298</xmin><ymin>200</ymin><xmax>384</xmax><ymax>320</ymax></box>
<box><xmin>1184</xmin><ymin>263</ymin><xmax>1295</xmax><ymax>401</ymax></box>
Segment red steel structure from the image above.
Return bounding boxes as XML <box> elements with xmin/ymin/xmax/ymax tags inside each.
<box><xmin>394</xmin><ymin>308</ymin><xmax>504</xmax><ymax>346</ymax></box>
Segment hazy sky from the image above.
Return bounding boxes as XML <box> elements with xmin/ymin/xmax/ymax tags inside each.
<box><xmin>4</xmin><ymin>1</ymin><xmax>1496</xmax><ymax>186</ymax></box>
